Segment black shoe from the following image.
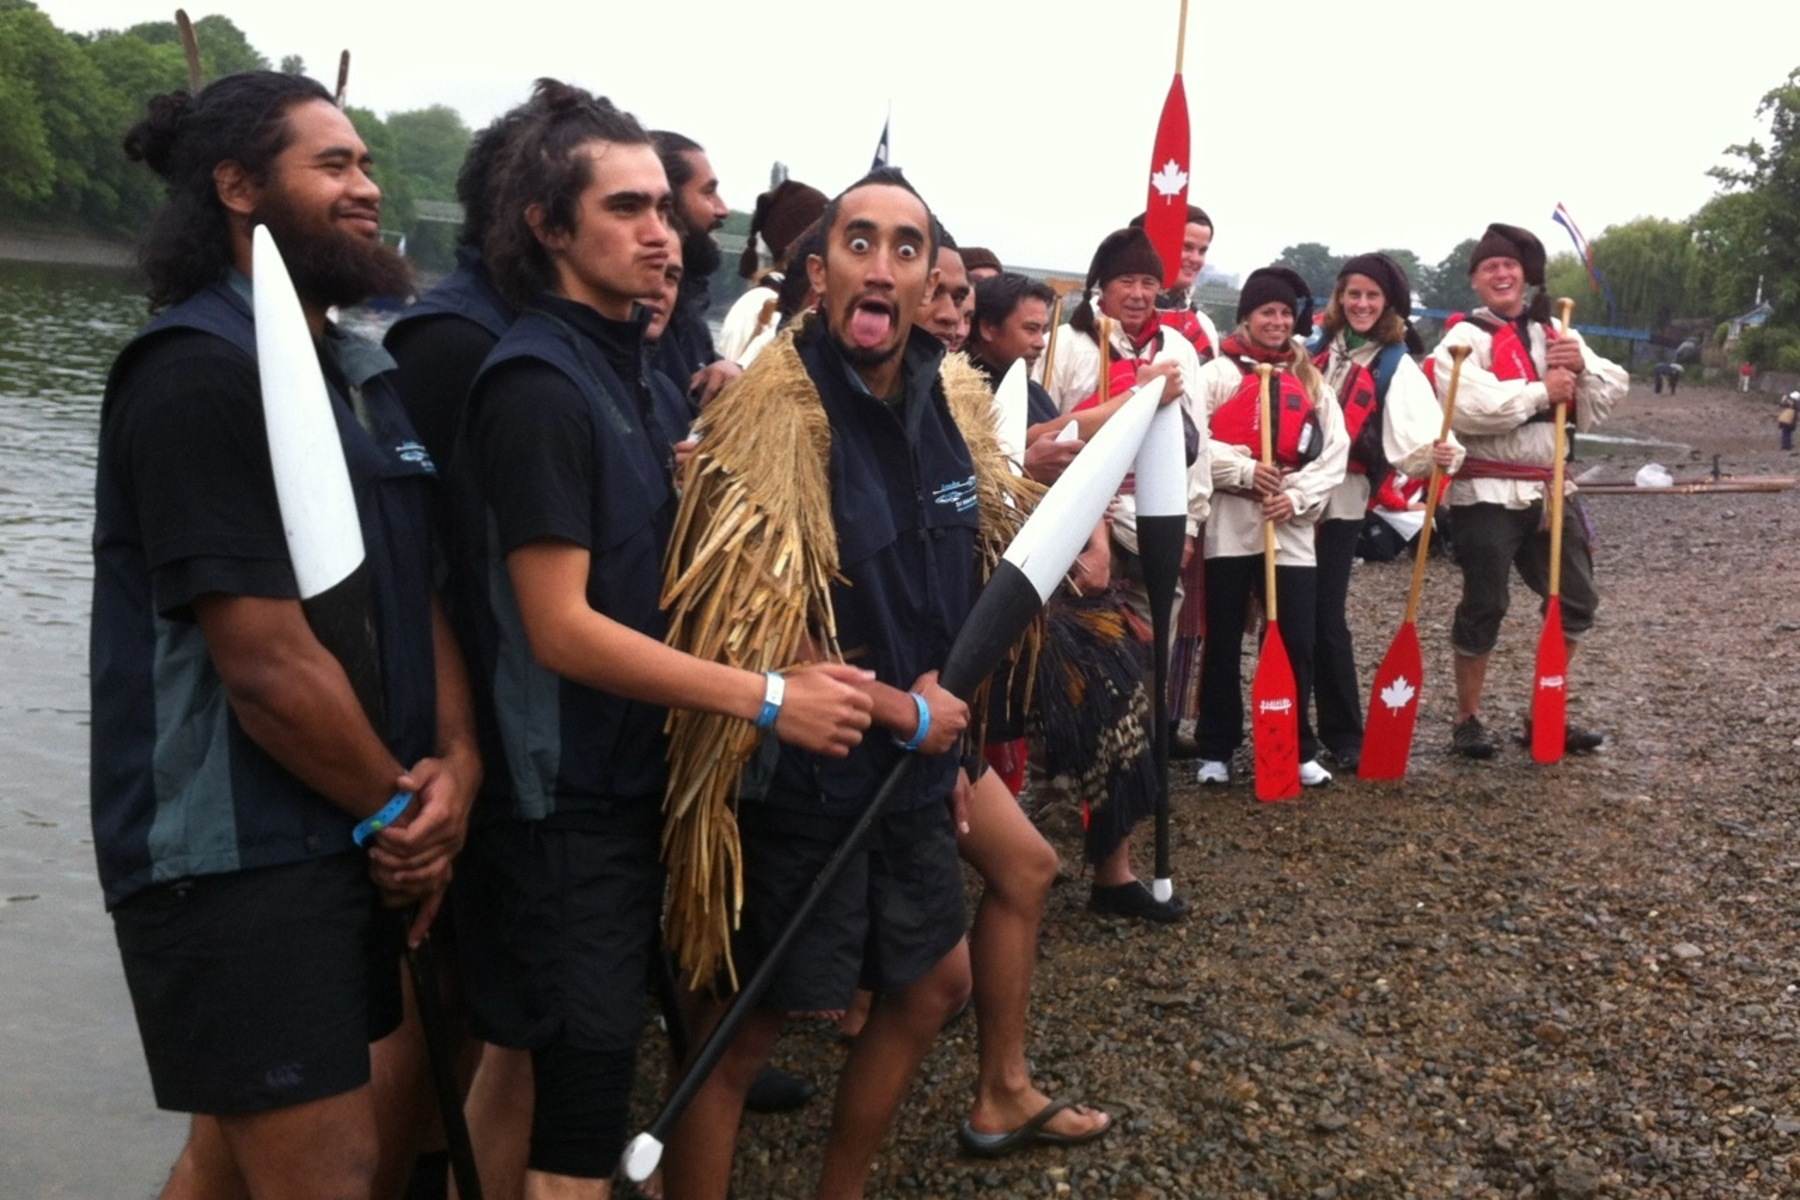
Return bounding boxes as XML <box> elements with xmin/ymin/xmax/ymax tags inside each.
<box><xmin>1087</xmin><ymin>881</ymin><xmax>1188</xmax><ymax>923</ymax></box>
<box><xmin>1326</xmin><ymin>745</ymin><xmax>1361</xmax><ymax>773</ymax></box>
<box><xmin>1517</xmin><ymin>719</ymin><xmax>1606</xmax><ymax>754</ymax></box>
<box><xmin>744</xmin><ymin>1065</ymin><xmax>816</xmax><ymax>1114</ymax></box>
<box><xmin>1451</xmin><ymin>716</ymin><xmax>1498</xmax><ymax>760</ymax></box>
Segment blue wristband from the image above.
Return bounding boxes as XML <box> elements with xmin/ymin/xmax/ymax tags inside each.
<box><xmin>754</xmin><ymin>671</ymin><xmax>786</xmax><ymax>729</ymax></box>
<box><xmin>895</xmin><ymin>691</ymin><xmax>931</xmax><ymax>752</ymax></box>
<box><xmin>353</xmin><ymin>792</ymin><xmax>412</xmax><ymax>847</ymax></box>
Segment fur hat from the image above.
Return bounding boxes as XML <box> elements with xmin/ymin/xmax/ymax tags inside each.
<box><xmin>1237</xmin><ymin>266</ymin><xmax>1314</xmax><ymax>330</ymax></box>
<box><xmin>1468</xmin><ymin>222</ymin><xmax>1546</xmax><ymax>286</ymax></box>
<box><xmin>1085</xmin><ymin>227</ymin><xmax>1165</xmax><ymax>292</ymax></box>
<box><xmin>741</xmin><ymin>180</ymin><xmax>827</xmax><ymax>279</ymax></box>
<box><xmin>1338</xmin><ymin>252</ymin><xmax>1411</xmax><ymax>316</ymax></box>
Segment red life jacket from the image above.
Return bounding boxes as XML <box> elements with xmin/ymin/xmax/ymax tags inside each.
<box><xmin>1426</xmin><ymin>312</ymin><xmax>1571</xmax><ymax>422</ymax></box>
<box><xmin>1310</xmin><ymin>342</ymin><xmax>1403</xmax><ymax>477</ymax></box>
<box><xmin>1157</xmin><ymin>308</ymin><xmax>1214</xmax><ymax>363</ymax></box>
<box><xmin>1210</xmin><ymin>359</ymin><xmax>1322</xmax><ymax>469</ymax></box>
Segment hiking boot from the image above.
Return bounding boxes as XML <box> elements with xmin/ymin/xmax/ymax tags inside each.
<box><xmin>1299</xmin><ymin>760</ymin><xmax>1333</xmax><ymax>788</ymax></box>
<box><xmin>1451</xmin><ymin>716</ymin><xmax>1498</xmax><ymax>759</ymax></box>
<box><xmin>1195</xmin><ymin>759</ymin><xmax>1230</xmax><ymax>785</ymax></box>
<box><xmin>1518</xmin><ymin>719</ymin><xmax>1606</xmax><ymax>754</ymax></box>
<box><xmin>1088</xmin><ymin>880</ymin><xmax>1188</xmax><ymax>923</ymax></box>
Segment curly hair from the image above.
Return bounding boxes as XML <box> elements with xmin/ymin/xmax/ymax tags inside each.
<box><xmin>124</xmin><ymin>71</ymin><xmax>335</xmax><ymax>310</ymax></box>
<box><xmin>482</xmin><ymin>79</ymin><xmax>652</xmax><ymax>307</ymax></box>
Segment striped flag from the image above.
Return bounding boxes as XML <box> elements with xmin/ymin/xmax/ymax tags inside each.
<box><xmin>1551</xmin><ymin>203</ymin><xmax>1616</xmax><ymax>320</ymax></box>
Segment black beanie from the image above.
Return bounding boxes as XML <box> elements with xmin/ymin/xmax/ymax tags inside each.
<box><xmin>741</xmin><ymin>179</ymin><xmax>827</xmax><ymax>279</ymax></box>
<box><xmin>1467</xmin><ymin>222</ymin><xmax>1546</xmax><ymax>286</ymax></box>
<box><xmin>1085</xmin><ymin>227</ymin><xmax>1165</xmax><ymax>292</ymax></box>
<box><xmin>1237</xmin><ymin>266</ymin><xmax>1313</xmax><ymax>330</ymax></box>
<box><xmin>1337</xmin><ymin>252</ymin><xmax>1411</xmax><ymax>316</ymax></box>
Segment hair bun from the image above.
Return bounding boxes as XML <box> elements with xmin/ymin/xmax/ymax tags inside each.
<box><xmin>123</xmin><ymin>90</ymin><xmax>194</xmax><ymax>177</ymax></box>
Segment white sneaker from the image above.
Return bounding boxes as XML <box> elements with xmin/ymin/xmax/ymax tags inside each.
<box><xmin>1196</xmin><ymin>760</ymin><xmax>1230</xmax><ymax>785</ymax></box>
<box><xmin>1299</xmin><ymin>759</ymin><xmax>1333</xmax><ymax>788</ymax></box>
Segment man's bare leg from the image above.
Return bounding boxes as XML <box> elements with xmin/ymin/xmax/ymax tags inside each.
<box><xmin>816</xmin><ymin>942</ymin><xmax>973</xmax><ymax>1200</ymax></box>
<box><xmin>159</xmin><ymin>1116</ymin><xmax>248</xmax><ymax>1200</ymax></box>
<box><xmin>523</xmin><ymin>1168</ymin><xmax>609</xmax><ymax>1198</ymax></box>
<box><xmin>369</xmin><ymin>968</ymin><xmax>433</xmax><ymax>1199</ymax></box>
<box><xmin>958</xmin><ymin>773</ymin><xmax>1105</xmax><ymax>1141</ymax></box>
<box><xmin>1091</xmin><ymin>836</ymin><xmax>1136</xmax><ymax>888</ymax></box>
<box><xmin>661</xmin><ymin>1008</ymin><xmax>785</xmax><ymax>1200</ymax></box>
<box><xmin>213</xmin><ymin>1084</ymin><xmax>380</xmax><ymax>1200</ymax></box>
<box><xmin>456</xmin><ymin>1044</ymin><xmax>533</xmax><ymax>1200</ymax></box>
<box><xmin>1454</xmin><ymin>651</ymin><xmax>1490</xmax><ymax>722</ymax></box>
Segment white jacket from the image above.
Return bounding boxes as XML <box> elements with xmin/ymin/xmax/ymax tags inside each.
<box><xmin>1429</xmin><ymin>309</ymin><xmax>1627</xmax><ymax>509</ymax></box>
<box><xmin>1314</xmin><ymin>332</ymin><xmax>1465</xmax><ymax>522</ymax></box>
<box><xmin>1042</xmin><ymin>319</ymin><xmax>1211</xmax><ymax>543</ymax></box>
<box><xmin>1198</xmin><ymin>341</ymin><xmax>1349</xmax><ymax>567</ymax></box>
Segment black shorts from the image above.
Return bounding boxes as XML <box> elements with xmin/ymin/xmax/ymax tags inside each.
<box><xmin>453</xmin><ymin>802</ymin><xmax>664</xmax><ymax>1053</ymax></box>
<box><xmin>1450</xmin><ymin>499</ymin><xmax>1598</xmax><ymax>656</ymax></box>
<box><xmin>111</xmin><ymin>852</ymin><xmax>404</xmax><ymax>1115</ymax></box>
<box><xmin>734</xmin><ymin>800</ymin><xmax>966</xmax><ymax>1014</ymax></box>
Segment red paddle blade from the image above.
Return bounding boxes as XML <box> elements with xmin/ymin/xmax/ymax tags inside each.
<box><xmin>1531</xmin><ymin>597</ymin><xmax>1567</xmax><ymax>764</ymax></box>
<box><xmin>1252</xmin><ymin>624</ymin><xmax>1301</xmax><ymax>802</ymax></box>
<box><xmin>1359</xmin><ymin>621</ymin><xmax>1423</xmax><ymax>781</ymax></box>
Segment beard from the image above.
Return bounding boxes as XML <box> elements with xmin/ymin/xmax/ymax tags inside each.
<box><xmin>256</xmin><ymin>189</ymin><xmax>412</xmax><ymax>309</ymax></box>
<box><xmin>680</xmin><ymin>224</ymin><xmax>722</xmax><ymax>280</ymax></box>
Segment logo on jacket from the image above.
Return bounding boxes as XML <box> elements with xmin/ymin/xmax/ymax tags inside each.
<box><xmin>933</xmin><ymin>475</ymin><xmax>978</xmax><ymax>513</ymax></box>
<box><xmin>394</xmin><ymin>440</ymin><xmax>437</xmax><ymax>475</ymax></box>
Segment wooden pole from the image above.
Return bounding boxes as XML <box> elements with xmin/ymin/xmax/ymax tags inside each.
<box><xmin>1257</xmin><ymin>363</ymin><xmax>1277</xmax><ymax>622</ymax></box>
<box><xmin>1097</xmin><ymin>316</ymin><xmax>1114</xmax><ymax>404</ymax></box>
<box><xmin>1547</xmin><ymin>298</ymin><xmax>1575</xmax><ymax>598</ymax></box>
<box><xmin>1040</xmin><ymin>293</ymin><xmax>1065</xmax><ymax>390</ymax></box>
<box><xmin>175</xmin><ymin>10</ymin><xmax>201</xmax><ymax>93</ymax></box>
<box><xmin>335</xmin><ymin>50</ymin><xmax>351</xmax><ymax>108</ymax></box>
<box><xmin>1402</xmin><ymin>346</ymin><xmax>1468</xmax><ymax>624</ymax></box>
<box><xmin>1175</xmin><ymin>0</ymin><xmax>1190</xmax><ymax>75</ymax></box>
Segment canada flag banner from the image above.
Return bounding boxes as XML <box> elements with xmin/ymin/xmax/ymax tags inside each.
<box><xmin>1143</xmin><ymin>75</ymin><xmax>1190</xmax><ymax>292</ymax></box>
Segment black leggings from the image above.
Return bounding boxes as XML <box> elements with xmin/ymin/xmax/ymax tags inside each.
<box><xmin>1312</xmin><ymin>518</ymin><xmax>1363</xmax><ymax>759</ymax></box>
<box><xmin>1196</xmin><ymin>555</ymin><xmax>1320</xmax><ymax>763</ymax></box>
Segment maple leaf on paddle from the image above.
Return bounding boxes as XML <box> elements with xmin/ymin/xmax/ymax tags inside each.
<box><xmin>1379</xmin><ymin>676</ymin><xmax>1417</xmax><ymax>713</ymax></box>
<box><xmin>1151</xmin><ymin>159</ymin><xmax>1188</xmax><ymax>199</ymax></box>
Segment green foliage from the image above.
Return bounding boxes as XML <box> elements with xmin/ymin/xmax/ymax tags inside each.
<box><xmin>280</xmin><ymin>54</ymin><xmax>306</xmax><ymax>75</ymax></box>
<box><xmin>1704</xmin><ymin>66</ymin><xmax>1800</xmax><ymax>322</ymax></box>
<box><xmin>1272</xmin><ymin>242</ymin><xmax>1343</xmax><ymax>298</ymax></box>
<box><xmin>1736</xmin><ymin>324</ymin><xmax>1800</xmax><ymax>372</ymax></box>
<box><xmin>1422</xmin><ymin>239</ymin><xmax>1480</xmax><ymax>314</ymax></box>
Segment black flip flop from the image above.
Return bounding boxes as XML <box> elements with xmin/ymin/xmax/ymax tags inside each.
<box><xmin>957</xmin><ymin>1099</ymin><xmax>1112</xmax><ymax>1158</ymax></box>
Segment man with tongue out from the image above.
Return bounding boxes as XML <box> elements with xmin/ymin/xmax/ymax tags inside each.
<box><xmin>661</xmin><ymin>166</ymin><xmax>1044</xmax><ymax>1199</ymax></box>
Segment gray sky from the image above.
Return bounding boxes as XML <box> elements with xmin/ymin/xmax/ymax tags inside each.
<box><xmin>44</xmin><ymin>0</ymin><xmax>1800</xmax><ymax>278</ymax></box>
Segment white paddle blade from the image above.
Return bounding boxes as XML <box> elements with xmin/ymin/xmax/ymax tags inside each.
<box><xmin>1002</xmin><ymin>377</ymin><xmax>1165</xmax><ymax>600</ymax></box>
<box><xmin>991</xmin><ymin>359</ymin><xmax>1030</xmax><ymax>473</ymax></box>
<box><xmin>1054</xmin><ymin>420</ymin><xmax>1081</xmax><ymax>444</ymax></box>
<box><xmin>252</xmin><ymin>224</ymin><xmax>365</xmax><ymax>600</ymax></box>
<box><xmin>1132</xmin><ymin>397</ymin><xmax>1187</xmax><ymax>518</ymax></box>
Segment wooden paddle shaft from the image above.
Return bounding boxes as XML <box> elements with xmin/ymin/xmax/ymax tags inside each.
<box><xmin>1257</xmin><ymin>363</ymin><xmax>1278</xmax><ymax>622</ymax></box>
<box><xmin>1175</xmin><ymin>0</ymin><xmax>1190</xmax><ymax>74</ymax></box>
<box><xmin>1097</xmin><ymin>316</ymin><xmax>1114</xmax><ymax>404</ymax></box>
<box><xmin>1403</xmin><ymin>345</ymin><xmax>1469</xmax><ymax>624</ymax></box>
<box><xmin>335</xmin><ymin>50</ymin><xmax>351</xmax><ymax>108</ymax></box>
<box><xmin>1547</xmin><ymin>298</ymin><xmax>1575</xmax><ymax>598</ymax></box>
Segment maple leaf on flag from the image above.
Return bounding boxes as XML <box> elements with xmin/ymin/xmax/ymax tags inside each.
<box><xmin>1150</xmin><ymin>158</ymin><xmax>1188</xmax><ymax>200</ymax></box>
<box><xmin>1379</xmin><ymin>676</ymin><xmax>1417</xmax><ymax>713</ymax></box>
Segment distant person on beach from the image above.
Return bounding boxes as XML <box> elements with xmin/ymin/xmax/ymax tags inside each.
<box><xmin>1652</xmin><ymin>361</ymin><xmax>1682</xmax><ymax>395</ymax></box>
<box><xmin>96</xmin><ymin>70</ymin><xmax>479</xmax><ymax>1199</ymax></box>
<box><xmin>1779</xmin><ymin>391</ymin><xmax>1798</xmax><ymax>451</ymax></box>
<box><xmin>1740</xmin><ymin>360</ymin><xmax>1755</xmax><ymax>393</ymax></box>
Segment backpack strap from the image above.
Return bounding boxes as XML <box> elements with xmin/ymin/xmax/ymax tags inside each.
<box><xmin>1370</xmin><ymin>341</ymin><xmax>1406</xmax><ymax>405</ymax></box>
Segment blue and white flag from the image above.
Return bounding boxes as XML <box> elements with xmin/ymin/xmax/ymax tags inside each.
<box><xmin>1552</xmin><ymin>202</ymin><xmax>1616</xmax><ymax>320</ymax></box>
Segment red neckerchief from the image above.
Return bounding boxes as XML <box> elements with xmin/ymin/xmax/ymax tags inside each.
<box><xmin>1219</xmin><ymin>332</ymin><xmax>1293</xmax><ymax>368</ymax></box>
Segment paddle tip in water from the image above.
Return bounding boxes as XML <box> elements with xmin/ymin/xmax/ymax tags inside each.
<box><xmin>622</xmin><ymin>1133</ymin><xmax>662</xmax><ymax>1183</ymax></box>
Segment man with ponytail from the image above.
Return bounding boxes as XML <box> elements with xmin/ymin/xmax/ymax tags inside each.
<box><xmin>1429</xmin><ymin>223</ymin><xmax>1628</xmax><ymax>759</ymax></box>
<box><xmin>93</xmin><ymin>70</ymin><xmax>479</xmax><ymax>1198</ymax></box>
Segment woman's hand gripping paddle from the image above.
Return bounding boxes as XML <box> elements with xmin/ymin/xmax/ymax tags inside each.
<box><xmin>1531</xmin><ymin>298</ymin><xmax>1576</xmax><ymax>764</ymax></box>
<box><xmin>1251</xmin><ymin>363</ymin><xmax>1300</xmax><ymax>802</ymax></box>
<box><xmin>1358</xmin><ymin>345</ymin><xmax>1468</xmax><ymax>781</ymax></box>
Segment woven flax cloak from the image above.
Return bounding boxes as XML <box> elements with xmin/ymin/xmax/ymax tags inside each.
<box><xmin>659</xmin><ymin>317</ymin><xmax>1042</xmax><ymax>987</ymax></box>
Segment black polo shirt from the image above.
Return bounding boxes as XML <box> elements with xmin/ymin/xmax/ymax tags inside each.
<box><xmin>457</xmin><ymin>293</ymin><xmax>687</xmax><ymax>821</ymax></box>
<box><xmin>760</xmin><ymin>321</ymin><xmax>983</xmax><ymax>816</ymax></box>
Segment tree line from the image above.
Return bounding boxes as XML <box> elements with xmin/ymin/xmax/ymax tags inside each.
<box><xmin>1269</xmin><ymin>66</ymin><xmax>1800</xmax><ymax>371</ymax></box>
<box><xmin>0</xmin><ymin>2</ymin><xmax>472</xmax><ymax>270</ymax></box>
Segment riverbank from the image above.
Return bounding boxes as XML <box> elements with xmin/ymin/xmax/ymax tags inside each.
<box><xmin>659</xmin><ymin>379</ymin><xmax>1800</xmax><ymax>1199</ymax></box>
<box><xmin>0</xmin><ymin>227</ymin><xmax>136</xmax><ymax>269</ymax></box>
